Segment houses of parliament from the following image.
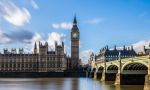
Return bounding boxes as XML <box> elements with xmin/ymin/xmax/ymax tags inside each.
<box><xmin>0</xmin><ymin>16</ymin><xmax>80</xmax><ymax>72</ymax></box>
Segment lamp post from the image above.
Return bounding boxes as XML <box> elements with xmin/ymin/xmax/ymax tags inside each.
<box><xmin>148</xmin><ymin>51</ymin><xmax>150</xmax><ymax>75</ymax></box>
<box><xmin>119</xmin><ymin>51</ymin><xmax>121</xmax><ymax>74</ymax></box>
<box><xmin>115</xmin><ymin>51</ymin><xmax>121</xmax><ymax>85</ymax></box>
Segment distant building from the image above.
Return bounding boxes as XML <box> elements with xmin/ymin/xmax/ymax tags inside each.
<box><xmin>143</xmin><ymin>45</ymin><xmax>150</xmax><ymax>55</ymax></box>
<box><xmin>92</xmin><ymin>45</ymin><xmax>137</xmax><ymax>64</ymax></box>
<box><xmin>138</xmin><ymin>44</ymin><xmax>150</xmax><ymax>56</ymax></box>
<box><xmin>0</xmin><ymin>41</ymin><xmax>67</xmax><ymax>72</ymax></box>
<box><xmin>66</xmin><ymin>56</ymin><xmax>71</xmax><ymax>71</ymax></box>
<box><xmin>88</xmin><ymin>52</ymin><xmax>95</xmax><ymax>69</ymax></box>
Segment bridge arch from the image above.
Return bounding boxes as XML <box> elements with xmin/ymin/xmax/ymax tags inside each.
<box><xmin>98</xmin><ymin>66</ymin><xmax>104</xmax><ymax>72</ymax></box>
<box><xmin>121</xmin><ymin>62</ymin><xmax>148</xmax><ymax>85</ymax></box>
<box><xmin>92</xmin><ymin>68</ymin><xmax>96</xmax><ymax>72</ymax></box>
<box><xmin>105</xmin><ymin>64</ymin><xmax>118</xmax><ymax>81</ymax></box>
<box><xmin>106</xmin><ymin>65</ymin><xmax>118</xmax><ymax>73</ymax></box>
<box><xmin>121</xmin><ymin>62</ymin><xmax>148</xmax><ymax>73</ymax></box>
<box><xmin>87</xmin><ymin>67</ymin><xmax>92</xmax><ymax>72</ymax></box>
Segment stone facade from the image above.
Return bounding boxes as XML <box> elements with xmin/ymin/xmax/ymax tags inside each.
<box><xmin>0</xmin><ymin>41</ymin><xmax>67</xmax><ymax>72</ymax></box>
<box><xmin>89</xmin><ymin>45</ymin><xmax>137</xmax><ymax>67</ymax></box>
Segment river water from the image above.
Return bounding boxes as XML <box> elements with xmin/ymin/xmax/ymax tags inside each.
<box><xmin>0</xmin><ymin>78</ymin><xmax>149</xmax><ymax>90</ymax></box>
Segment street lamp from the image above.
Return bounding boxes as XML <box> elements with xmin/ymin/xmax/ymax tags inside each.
<box><xmin>148</xmin><ymin>50</ymin><xmax>150</xmax><ymax>75</ymax></box>
<box><xmin>119</xmin><ymin>51</ymin><xmax>121</xmax><ymax>74</ymax></box>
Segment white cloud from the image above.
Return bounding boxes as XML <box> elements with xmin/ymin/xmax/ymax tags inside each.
<box><xmin>31</xmin><ymin>0</ymin><xmax>39</xmax><ymax>9</ymax></box>
<box><xmin>0</xmin><ymin>0</ymin><xmax>31</xmax><ymax>27</ymax></box>
<box><xmin>0</xmin><ymin>29</ymin><xmax>35</xmax><ymax>53</ymax></box>
<box><xmin>132</xmin><ymin>40</ymin><xmax>150</xmax><ymax>52</ymax></box>
<box><xmin>109</xmin><ymin>40</ymin><xmax>150</xmax><ymax>53</ymax></box>
<box><xmin>0</xmin><ymin>31</ymin><xmax>12</xmax><ymax>44</ymax></box>
<box><xmin>47</xmin><ymin>32</ymin><xmax>66</xmax><ymax>50</ymax></box>
<box><xmin>52</xmin><ymin>22</ymin><xmax>72</xmax><ymax>30</ymax></box>
<box><xmin>19</xmin><ymin>32</ymin><xmax>66</xmax><ymax>53</ymax></box>
<box><xmin>24</xmin><ymin>32</ymin><xmax>44</xmax><ymax>53</ymax></box>
<box><xmin>80</xmin><ymin>49</ymin><xmax>94</xmax><ymax>64</ymax></box>
<box><xmin>86</xmin><ymin>18</ymin><xmax>104</xmax><ymax>24</ymax></box>
<box><xmin>32</xmin><ymin>33</ymin><xmax>44</xmax><ymax>43</ymax></box>
<box><xmin>64</xmin><ymin>45</ymin><xmax>71</xmax><ymax>56</ymax></box>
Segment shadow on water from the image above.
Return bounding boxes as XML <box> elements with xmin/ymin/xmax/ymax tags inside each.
<box><xmin>0</xmin><ymin>78</ymin><xmax>149</xmax><ymax>90</ymax></box>
<box><xmin>99</xmin><ymin>80</ymin><xmax>147</xmax><ymax>90</ymax></box>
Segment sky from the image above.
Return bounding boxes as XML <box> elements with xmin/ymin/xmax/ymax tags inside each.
<box><xmin>0</xmin><ymin>0</ymin><xmax>150</xmax><ymax>64</ymax></box>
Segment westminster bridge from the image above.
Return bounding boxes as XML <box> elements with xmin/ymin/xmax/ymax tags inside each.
<box><xmin>86</xmin><ymin>55</ymin><xmax>150</xmax><ymax>85</ymax></box>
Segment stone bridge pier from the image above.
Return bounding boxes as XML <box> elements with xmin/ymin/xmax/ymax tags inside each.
<box><xmin>86</xmin><ymin>68</ymin><xmax>95</xmax><ymax>78</ymax></box>
<box><xmin>93</xmin><ymin>69</ymin><xmax>97</xmax><ymax>79</ymax></box>
<box><xmin>92</xmin><ymin>67</ymin><xmax>103</xmax><ymax>80</ymax></box>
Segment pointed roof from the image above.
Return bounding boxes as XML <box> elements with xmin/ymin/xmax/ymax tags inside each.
<box><xmin>131</xmin><ymin>45</ymin><xmax>133</xmax><ymax>50</ymax></box>
<box><xmin>39</xmin><ymin>41</ymin><xmax>40</xmax><ymax>46</ymax></box>
<box><xmin>73</xmin><ymin>15</ymin><xmax>77</xmax><ymax>25</ymax></box>
<box><xmin>34</xmin><ymin>42</ymin><xmax>37</xmax><ymax>49</ymax></box>
<box><xmin>71</xmin><ymin>15</ymin><xmax>79</xmax><ymax>32</ymax></box>
<box><xmin>114</xmin><ymin>45</ymin><xmax>117</xmax><ymax>50</ymax></box>
<box><xmin>45</xmin><ymin>41</ymin><xmax>48</xmax><ymax>45</ymax></box>
<box><xmin>123</xmin><ymin>45</ymin><xmax>126</xmax><ymax>50</ymax></box>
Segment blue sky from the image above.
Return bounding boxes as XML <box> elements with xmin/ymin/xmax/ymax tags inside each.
<box><xmin>0</xmin><ymin>0</ymin><xmax>150</xmax><ymax>64</ymax></box>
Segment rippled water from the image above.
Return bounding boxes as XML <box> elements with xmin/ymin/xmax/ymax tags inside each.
<box><xmin>0</xmin><ymin>78</ymin><xmax>149</xmax><ymax>90</ymax></box>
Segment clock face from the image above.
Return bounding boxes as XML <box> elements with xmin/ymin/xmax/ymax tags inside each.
<box><xmin>73</xmin><ymin>33</ymin><xmax>78</xmax><ymax>38</ymax></box>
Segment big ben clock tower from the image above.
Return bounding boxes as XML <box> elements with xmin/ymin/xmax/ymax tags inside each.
<box><xmin>71</xmin><ymin>16</ymin><xmax>80</xmax><ymax>70</ymax></box>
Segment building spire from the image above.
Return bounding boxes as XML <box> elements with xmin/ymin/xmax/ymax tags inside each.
<box><xmin>34</xmin><ymin>42</ymin><xmax>37</xmax><ymax>49</ymax></box>
<box><xmin>39</xmin><ymin>41</ymin><xmax>41</xmax><ymax>47</ymax></box>
<box><xmin>34</xmin><ymin>42</ymin><xmax>37</xmax><ymax>54</ymax></box>
<box><xmin>123</xmin><ymin>45</ymin><xmax>126</xmax><ymax>50</ymax></box>
<box><xmin>131</xmin><ymin>45</ymin><xmax>133</xmax><ymax>50</ymax></box>
<box><xmin>73</xmin><ymin>14</ymin><xmax>77</xmax><ymax>25</ymax></box>
<box><xmin>114</xmin><ymin>45</ymin><xmax>117</xmax><ymax>50</ymax></box>
<box><xmin>106</xmin><ymin>45</ymin><xmax>109</xmax><ymax>50</ymax></box>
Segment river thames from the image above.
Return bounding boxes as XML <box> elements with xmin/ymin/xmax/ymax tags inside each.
<box><xmin>0</xmin><ymin>78</ymin><xmax>149</xmax><ymax>90</ymax></box>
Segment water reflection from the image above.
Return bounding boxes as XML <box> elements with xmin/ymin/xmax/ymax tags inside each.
<box><xmin>0</xmin><ymin>78</ymin><xmax>149</xmax><ymax>90</ymax></box>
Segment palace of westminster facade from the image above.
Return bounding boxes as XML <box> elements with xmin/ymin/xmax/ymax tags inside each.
<box><xmin>0</xmin><ymin>16</ymin><xmax>80</xmax><ymax>72</ymax></box>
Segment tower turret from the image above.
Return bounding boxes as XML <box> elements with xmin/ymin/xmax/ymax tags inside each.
<box><xmin>45</xmin><ymin>41</ymin><xmax>48</xmax><ymax>52</ymax></box>
<box><xmin>114</xmin><ymin>45</ymin><xmax>117</xmax><ymax>50</ymax></box>
<box><xmin>73</xmin><ymin>15</ymin><xmax>77</xmax><ymax>25</ymax></box>
<box><xmin>62</xmin><ymin>42</ymin><xmax>64</xmax><ymax>49</ymax></box>
<box><xmin>34</xmin><ymin>42</ymin><xmax>37</xmax><ymax>54</ymax></box>
<box><xmin>131</xmin><ymin>45</ymin><xmax>133</xmax><ymax>50</ymax></box>
<box><xmin>123</xmin><ymin>45</ymin><xmax>126</xmax><ymax>50</ymax></box>
<box><xmin>106</xmin><ymin>45</ymin><xmax>109</xmax><ymax>50</ymax></box>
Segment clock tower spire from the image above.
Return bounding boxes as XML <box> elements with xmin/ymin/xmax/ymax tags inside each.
<box><xmin>71</xmin><ymin>15</ymin><xmax>80</xmax><ymax>71</ymax></box>
<box><xmin>73</xmin><ymin>15</ymin><xmax>77</xmax><ymax>25</ymax></box>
